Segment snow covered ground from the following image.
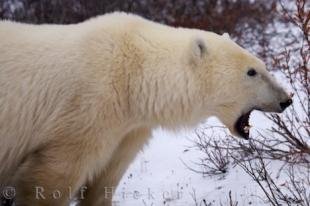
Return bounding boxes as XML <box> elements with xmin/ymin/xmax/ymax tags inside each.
<box><xmin>113</xmin><ymin>115</ymin><xmax>281</xmax><ymax>206</ymax></box>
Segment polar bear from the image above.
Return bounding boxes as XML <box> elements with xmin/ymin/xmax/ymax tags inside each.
<box><xmin>0</xmin><ymin>12</ymin><xmax>292</xmax><ymax>206</ymax></box>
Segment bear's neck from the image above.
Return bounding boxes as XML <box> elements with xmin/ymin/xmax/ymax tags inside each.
<box><xmin>124</xmin><ymin>33</ymin><xmax>205</xmax><ymax>128</ymax></box>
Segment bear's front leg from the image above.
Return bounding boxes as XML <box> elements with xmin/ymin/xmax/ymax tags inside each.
<box><xmin>13</xmin><ymin>141</ymin><xmax>90</xmax><ymax>206</ymax></box>
<box><xmin>80</xmin><ymin>127</ymin><xmax>151</xmax><ymax>206</ymax></box>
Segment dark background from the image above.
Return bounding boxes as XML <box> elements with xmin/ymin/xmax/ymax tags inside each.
<box><xmin>0</xmin><ymin>0</ymin><xmax>277</xmax><ymax>47</ymax></box>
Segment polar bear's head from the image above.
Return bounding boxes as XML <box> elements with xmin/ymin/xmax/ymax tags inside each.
<box><xmin>190</xmin><ymin>33</ymin><xmax>292</xmax><ymax>139</ymax></box>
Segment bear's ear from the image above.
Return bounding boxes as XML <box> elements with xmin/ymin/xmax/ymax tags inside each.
<box><xmin>222</xmin><ymin>33</ymin><xmax>230</xmax><ymax>39</ymax></box>
<box><xmin>191</xmin><ymin>38</ymin><xmax>207</xmax><ymax>59</ymax></box>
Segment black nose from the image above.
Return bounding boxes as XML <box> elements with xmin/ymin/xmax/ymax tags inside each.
<box><xmin>280</xmin><ymin>98</ymin><xmax>293</xmax><ymax>111</ymax></box>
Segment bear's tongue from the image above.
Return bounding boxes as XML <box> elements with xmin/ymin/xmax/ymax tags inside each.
<box><xmin>235</xmin><ymin>110</ymin><xmax>252</xmax><ymax>139</ymax></box>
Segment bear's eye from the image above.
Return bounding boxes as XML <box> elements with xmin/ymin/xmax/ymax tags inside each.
<box><xmin>247</xmin><ymin>68</ymin><xmax>257</xmax><ymax>77</ymax></box>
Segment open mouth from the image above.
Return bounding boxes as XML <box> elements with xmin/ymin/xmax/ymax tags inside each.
<box><xmin>234</xmin><ymin>109</ymin><xmax>254</xmax><ymax>140</ymax></box>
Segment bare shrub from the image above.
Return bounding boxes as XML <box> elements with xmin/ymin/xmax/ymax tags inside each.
<box><xmin>233</xmin><ymin>149</ymin><xmax>310</xmax><ymax>206</ymax></box>
<box><xmin>184</xmin><ymin>126</ymin><xmax>231</xmax><ymax>176</ymax></box>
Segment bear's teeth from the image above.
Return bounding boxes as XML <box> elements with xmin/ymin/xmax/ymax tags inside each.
<box><xmin>244</xmin><ymin>126</ymin><xmax>251</xmax><ymax>133</ymax></box>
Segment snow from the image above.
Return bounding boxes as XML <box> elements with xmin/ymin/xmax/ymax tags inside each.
<box><xmin>113</xmin><ymin>124</ymin><xmax>277</xmax><ymax>205</ymax></box>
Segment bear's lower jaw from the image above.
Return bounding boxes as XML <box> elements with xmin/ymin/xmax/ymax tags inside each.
<box><xmin>234</xmin><ymin>109</ymin><xmax>253</xmax><ymax>140</ymax></box>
